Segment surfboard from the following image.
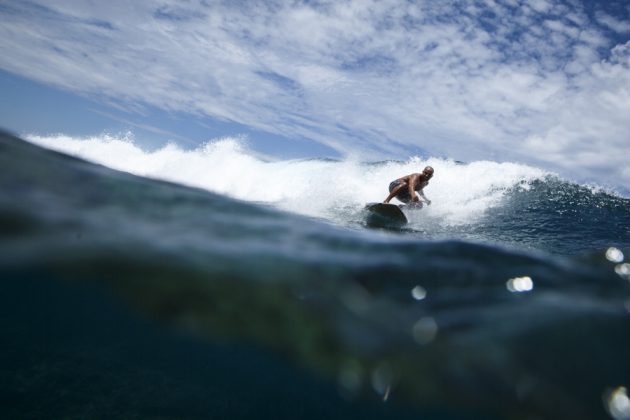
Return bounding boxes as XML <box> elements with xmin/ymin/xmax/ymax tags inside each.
<box><xmin>365</xmin><ymin>203</ymin><xmax>408</xmax><ymax>226</ymax></box>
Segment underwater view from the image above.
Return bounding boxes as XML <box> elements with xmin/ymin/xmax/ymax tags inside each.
<box><xmin>1</xmin><ymin>131</ymin><xmax>629</xmax><ymax>419</ymax></box>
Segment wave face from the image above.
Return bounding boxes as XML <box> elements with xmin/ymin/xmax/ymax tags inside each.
<box><xmin>27</xmin><ymin>133</ymin><xmax>629</xmax><ymax>255</ymax></box>
<box><xmin>2</xmin><ymin>131</ymin><xmax>630</xmax><ymax>419</ymax></box>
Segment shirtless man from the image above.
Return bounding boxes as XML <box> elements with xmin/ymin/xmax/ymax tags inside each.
<box><xmin>383</xmin><ymin>166</ymin><xmax>434</xmax><ymax>206</ymax></box>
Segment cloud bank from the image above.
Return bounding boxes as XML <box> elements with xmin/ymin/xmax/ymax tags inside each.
<box><xmin>0</xmin><ymin>0</ymin><xmax>629</xmax><ymax>191</ymax></box>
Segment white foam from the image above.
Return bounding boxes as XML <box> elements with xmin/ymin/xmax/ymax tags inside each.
<box><xmin>25</xmin><ymin>133</ymin><xmax>549</xmax><ymax>226</ymax></box>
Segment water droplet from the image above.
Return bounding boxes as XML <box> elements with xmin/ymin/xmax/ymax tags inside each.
<box><xmin>615</xmin><ymin>263</ymin><xmax>630</xmax><ymax>280</ymax></box>
<box><xmin>411</xmin><ymin>285</ymin><xmax>427</xmax><ymax>300</ymax></box>
<box><xmin>342</xmin><ymin>287</ymin><xmax>370</xmax><ymax>315</ymax></box>
<box><xmin>338</xmin><ymin>360</ymin><xmax>364</xmax><ymax>399</ymax></box>
<box><xmin>606</xmin><ymin>247</ymin><xmax>625</xmax><ymax>263</ymax></box>
<box><xmin>605</xmin><ymin>386</ymin><xmax>630</xmax><ymax>420</ymax></box>
<box><xmin>506</xmin><ymin>276</ymin><xmax>534</xmax><ymax>293</ymax></box>
<box><xmin>412</xmin><ymin>317</ymin><xmax>438</xmax><ymax>345</ymax></box>
<box><xmin>371</xmin><ymin>362</ymin><xmax>395</xmax><ymax>400</ymax></box>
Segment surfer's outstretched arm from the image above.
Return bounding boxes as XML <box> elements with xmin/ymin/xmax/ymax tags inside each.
<box><xmin>418</xmin><ymin>190</ymin><xmax>431</xmax><ymax>205</ymax></box>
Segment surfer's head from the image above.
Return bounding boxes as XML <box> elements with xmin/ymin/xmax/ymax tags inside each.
<box><xmin>423</xmin><ymin>166</ymin><xmax>434</xmax><ymax>179</ymax></box>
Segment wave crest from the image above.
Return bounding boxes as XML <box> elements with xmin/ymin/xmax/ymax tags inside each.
<box><xmin>26</xmin><ymin>133</ymin><xmax>551</xmax><ymax>225</ymax></box>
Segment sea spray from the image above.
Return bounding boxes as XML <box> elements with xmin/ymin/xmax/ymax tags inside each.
<box><xmin>26</xmin><ymin>133</ymin><xmax>549</xmax><ymax>226</ymax></box>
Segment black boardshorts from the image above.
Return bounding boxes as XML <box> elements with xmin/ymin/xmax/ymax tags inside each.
<box><xmin>389</xmin><ymin>180</ymin><xmax>411</xmax><ymax>203</ymax></box>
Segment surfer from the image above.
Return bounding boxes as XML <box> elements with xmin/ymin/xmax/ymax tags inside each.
<box><xmin>383</xmin><ymin>166</ymin><xmax>434</xmax><ymax>206</ymax></box>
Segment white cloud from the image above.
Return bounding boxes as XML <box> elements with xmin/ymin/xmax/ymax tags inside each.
<box><xmin>0</xmin><ymin>0</ymin><xmax>629</xmax><ymax>192</ymax></box>
<box><xmin>529</xmin><ymin>0</ymin><xmax>553</xmax><ymax>14</ymax></box>
<box><xmin>596</xmin><ymin>11</ymin><xmax>630</xmax><ymax>34</ymax></box>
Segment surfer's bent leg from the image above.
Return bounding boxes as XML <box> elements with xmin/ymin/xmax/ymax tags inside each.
<box><xmin>389</xmin><ymin>181</ymin><xmax>411</xmax><ymax>203</ymax></box>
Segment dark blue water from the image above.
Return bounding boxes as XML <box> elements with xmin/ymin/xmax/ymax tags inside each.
<box><xmin>409</xmin><ymin>177</ymin><xmax>630</xmax><ymax>255</ymax></box>
<box><xmin>1</xmin><ymin>132</ymin><xmax>629</xmax><ymax>419</ymax></box>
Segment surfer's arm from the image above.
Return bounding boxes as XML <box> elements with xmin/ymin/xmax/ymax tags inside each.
<box><xmin>418</xmin><ymin>190</ymin><xmax>431</xmax><ymax>205</ymax></box>
<box><xmin>383</xmin><ymin>182</ymin><xmax>407</xmax><ymax>203</ymax></box>
<box><xmin>411</xmin><ymin>175</ymin><xmax>431</xmax><ymax>205</ymax></box>
<box><xmin>408</xmin><ymin>174</ymin><xmax>421</xmax><ymax>202</ymax></box>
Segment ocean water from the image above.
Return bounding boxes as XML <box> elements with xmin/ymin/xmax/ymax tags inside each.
<box><xmin>1</xmin><ymin>131</ymin><xmax>629</xmax><ymax>419</ymax></box>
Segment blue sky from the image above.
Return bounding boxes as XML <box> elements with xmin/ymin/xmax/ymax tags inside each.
<box><xmin>1</xmin><ymin>0</ymin><xmax>629</xmax><ymax>191</ymax></box>
<box><xmin>0</xmin><ymin>69</ymin><xmax>338</xmax><ymax>158</ymax></box>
